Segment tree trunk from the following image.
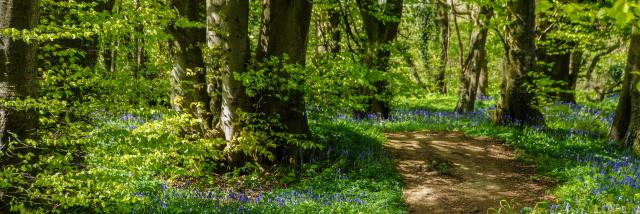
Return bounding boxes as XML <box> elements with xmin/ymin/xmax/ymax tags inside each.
<box><xmin>316</xmin><ymin>8</ymin><xmax>341</xmax><ymax>54</ymax></box>
<box><xmin>170</xmin><ymin>0</ymin><xmax>211</xmax><ymax>133</ymax></box>
<box><xmin>455</xmin><ymin>6</ymin><xmax>492</xmax><ymax>113</ymax></box>
<box><xmin>610</xmin><ymin>23</ymin><xmax>640</xmax><ymax>154</ymax></box>
<box><xmin>207</xmin><ymin>0</ymin><xmax>250</xmax><ymax>143</ymax></box>
<box><xmin>255</xmin><ymin>0</ymin><xmax>313</xmax><ymax>136</ymax></box>
<box><xmin>418</xmin><ymin>1</ymin><xmax>437</xmax><ymax>80</ymax></box>
<box><xmin>0</xmin><ymin>0</ymin><xmax>40</xmax><ymax>143</ymax></box>
<box><xmin>403</xmin><ymin>51</ymin><xmax>425</xmax><ymax>85</ymax></box>
<box><xmin>537</xmin><ymin>48</ymin><xmax>582</xmax><ymax>103</ymax></box>
<box><xmin>133</xmin><ymin>0</ymin><xmax>145</xmax><ymax>79</ymax></box>
<box><xmin>565</xmin><ymin>51</ymin><xmax>582</xmax><ymax>102</ymax></box>
<box><xmin>494</xmin><ymin>0</ymin><xmax>544</xmax><ymax>126</ymax></box>
<box><xmin>0</xmin><ymin>0</ymin><xmax>39</xmax><ymax>210</ymax></box>
<box><xmin>476</xmin><ymin>58</ymin><xmax>488</xmax><ymax>97</ymax></box>
<box><xmin>585</xmin><ymin>44</ymin><xmax>619</xmax><ymax>99</ymax></box>
<box><xmin>355</xmin><ymin>0</ymin><xmax>403</xmax><ymax>119</ymax></box>
<box><xmin>436</xmin><ymin>1</ymin><xmax>450</xmax><ymax>94</ymax></box>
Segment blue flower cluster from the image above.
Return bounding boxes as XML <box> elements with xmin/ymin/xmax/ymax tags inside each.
<box><xmin>133</xmin><ymin>186</ymin><xmax>368</xmax><ymax>213</ymax></box>
<box><xmin>91</xmin><ymin>111</ymin><xmax>163</xmax><ymax>130</ymax></box>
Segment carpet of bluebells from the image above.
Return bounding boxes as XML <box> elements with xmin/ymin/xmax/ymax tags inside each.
<box><xmin>352</xmin><ymin>95</ymin><xmax>640</xmax><ymax>213</ymax></box>
<box><xmin>83</xmin><ymin>109</ymin><xmax>404</xmax><ymax>213</ymax></box>
<box><xmin>75</xmin><ymin>94</ymin><xmax>640</xmax><ymax>213</ymax></box>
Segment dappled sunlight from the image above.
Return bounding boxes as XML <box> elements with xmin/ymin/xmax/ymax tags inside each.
<box><xmin>385</xmin><ymin>131</ymin><xmax>554</xmax><ymax>213</ymax></box>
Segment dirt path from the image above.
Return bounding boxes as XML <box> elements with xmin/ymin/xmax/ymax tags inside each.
<box><xmin>385</xmin><ymin>131</ymin><xmax>555</xmax><ymax>214</ymax></box>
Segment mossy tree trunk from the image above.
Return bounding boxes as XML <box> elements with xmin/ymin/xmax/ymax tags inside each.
<box><xmin>255</xmin><ymin>0</ymin><xmax>313</xmax><ymax>137</ymax></box>
<box><xmin>455</xmin><ymin>6</ymin><xmax>492</xmax><ymax>113</ymax></box>
<box><xmin>0</xmin><ymin>0</ymin><xmax>40</xmax><ymax>145</ymax></box>
<box><xmin>610</xmin><ymin>23</ymin><xmax>640</xmax><ymax>154</ymax></box>
<box><xmin>316</xmin><ymin>6</ymin><xmax>341</xmax><ymax>54</ymax></box>
<box><xmin>170</xmin><ymin>0</ymin><xmax>212</xmax><ymax>133</ymax></box>
<box><xmin>0</xmin><ymin>0</ymin><xmax>40</xmax><ymax>210</ymax></box>
<box><xmin>436</xmin><ymin>1</ymin><xmax>450</xmax><ymax>94</ymax></box>
<box><xmin>355</xmin><ymin>0</ymin><xmax>403</xmax><ymax>119</ymax></box>
<box><xmin>493</xmin><ymin>0</ymin><xmax>545</xmax><ymax>126</ymax></box>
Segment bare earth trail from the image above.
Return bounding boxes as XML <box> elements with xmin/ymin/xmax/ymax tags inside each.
<box><xmin>385</xmin><ymin>131</ymin><xmax>555</xmax><ymax>214</ymax></box>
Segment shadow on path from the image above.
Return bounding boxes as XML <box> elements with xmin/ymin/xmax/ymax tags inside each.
<box><xmin>385</xmin><ymin>131</ymin><xmax>555</xmax><ymax>214</ymax></box>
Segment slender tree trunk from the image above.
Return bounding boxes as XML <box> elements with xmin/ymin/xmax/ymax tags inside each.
<box><xmin>564</xmin><ymin>51</ymin><xmax>583</xmax><ymax>102</ymax></box>
<box><xmin>476</xmin><ymin>57</ymin><xmax>489</xmax><ymax>97</ymax></box>
<box><xmin>355</xmin><ymin>0</ymin><xmax>403</xmax><ymax>119</ymax></box>
<box><xmin>0</xmin><ymin>0</ymin><xmax>40</xmax><ymax>210</ymax></box>
<box><xmin>403</xmin><ymin>51</ymin><xmax>425</xmax><ymax>85</ymax></box>
<box><xmin>419</xmin><ymin>1</ymin><xmax>437</xmax><ymax>80</ymax></box>
<box><xmin>436</xmin><ymin>1</ymin><xmax>450</xmax><ymax>94</ymax></box>
<box><xmin>170</xmin><ymin>0</ymin><xmax>211</xmax><ymax>133</ymax></box>
<box><xmin>586</xmin><ymin>44</ymin><xmax>619</xmax><ymax>99</ymax></box>
<box><xmin>255</xmin><ymin>0</ymin><xmax>313</xmax><ymax>136</ymax></box>
<box><xmin>133</xmin><ymin>0</ymin><xmax>145</xmax><ymax>79</ymax></box>
<box><xmin>316</xmin><ymin>8</ymin><xmax>341</xmax><ymax>54</ymax></box>
<box><xmin>494</xmin><ymin>0</ymin><xmax>544</xmax><ymax>126</ymax></box>
<box><xmin>537</xmin><ymin>48</ymin><xmax>581</xmax><ymax>103</ymax></box>
<box><xmin>455</xmin><ymin>6</ymin><xmax>492</xmax><ymax>113</ymax></box>
<box><xmin>610</xmin><ymin>23</ymin><xmax>640</xmax><ymax>154</ymax></box>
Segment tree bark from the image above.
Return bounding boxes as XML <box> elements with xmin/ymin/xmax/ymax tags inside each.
<box><xmin>476</xmin><ymin>57</ymin><xmax>489</xmax><ymax>97</ymax></box>
<box><xmin>436</xmin><ymin>1</ymin><xmax>450</xmax><ymax>94</ymax></box>
<box><xmin>455</xmin><ymin>5</ymin><xmax>492</xmax><ymax>113</ymax></box>
<box><xmin>585</xmin><ymin>44</ymin><xmax>619</xmax><ymax>100</ymax></box>
<box><xmin>133</xmin><ymin>0</ymin><xmax>145</xmax><ymax>79</ymax></box>
<box><xmin>316</xmin><ymin>7</ymin><xmax>341</xmax><ymax>54</ymax></box>
<box><xmin>355</xmin><ymin>0</ymin><xmax>403</xmax><ymax>119</ymax></box>
<box><xmin>610</xmin><ymin>23</ymin><xmax>640</xmax><ymax>154</ymax></box>
<box><xmin>565</xmin><ymin>50</ymin><xmax>582</xmax><ymax>102</ymax></box>
<box><xmin>207</xmin><ymin>0</ymin><xmax>250</xmax><ymax>143</ymax></box>
<box><xmin>170</xmin><ymin>0</ymin><xmax>211</xmax><ymax>133</ymax></box>
<box><xmin>0</xmin><ymin>0</ymin><xmax>40</xmax><ymax>143</ymax></box>
<box><xmin>255</xmin><ymin>0</ymin><xmax>313</xmax><ymax>136</ymax></box>
<box><xmin>493</xmin><ymin>0</ymin><xmax>544</xmax><ymax>126</ymax></box>
<box><xmin>537</xmin><ymin>48</ymin><xmax>582</xmax><ymax>103</ymax></box>
<box><xmin>0</xmin><ymin>0</ymin><xmax>39</xmax><ymax>210</ymax></box>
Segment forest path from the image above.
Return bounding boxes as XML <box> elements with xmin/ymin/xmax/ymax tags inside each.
<box><xmin>385</xmin><ymin>131</ymin><xmax>555</xmax><ymax>214</ymax></box>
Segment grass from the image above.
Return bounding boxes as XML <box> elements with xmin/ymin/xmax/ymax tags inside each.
<box><xmin>7</xmin><ymin>93</ymin><xmax>636</xmax><ymax>213</ymax></box>
<box><xmin>129</xmin><ymin>122</ymin><xmax>407</xmax><ymax>213</ymax></box>
<box><xmin>353</xmin><ymin>94</ymin><xmax>640</xmax><ymax>213</ymax></box>
<box><xmin>23</xmin><ymin>110</ymin><xmax>406</xmax><ymax>213</ymax></box>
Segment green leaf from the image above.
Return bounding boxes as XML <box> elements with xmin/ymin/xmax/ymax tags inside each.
<box><xmin>536</xmin><ymin>0</ymin><xmax>553</xmax><ymax>14</ymax></box>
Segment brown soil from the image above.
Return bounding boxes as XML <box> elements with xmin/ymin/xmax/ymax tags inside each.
<box><xmin>385</xmin><ymin>131</ymin><xmax>555</xmax><ymax>214</ymax></box>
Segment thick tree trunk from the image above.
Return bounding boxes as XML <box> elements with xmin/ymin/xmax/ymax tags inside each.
<box><xmin>355</xmin><ymin>0</ymin><xmax>403</xmax><ymax>119</ymax></box>
<box><xmin>436</xmin><ymin>1</ymin><xmax>450</xmax><ymax>94</ymax></box>
<box><xmin>170</xmin><ymin>0</ymin><xmax>211</xmax><ymax>133</ymax></box>
<box><xmin>455</xmin><ymin>6</ymin><xmax>492</xmax><ymax>113</ymax></box>
<box><xmin>0</xmin><ymin>0</ymin><xmax>39</xmax><ymax>210</ymax></box>
<box><xmin>610</xmin><ymin>24</ymin><xmax>640</xmax><ymax>154</ymax></box>
<box><xmin>0</xmin><ymin>0</ymin><xmax>39</xmax><ymax>143</ymax></box>
<box><xmin>494</xmin><ymin>0</ymin><xmax>544</xmax><ymax>126</ymax></box>
<box><xmin>207</xmin><ymin>0</ymin><xmax>250</xmax><ymax>143</ymax></box>
<box><xmin>255</xmin><ymin>0</ymin><xmax>313</xmax><ymax>136</ymax></box>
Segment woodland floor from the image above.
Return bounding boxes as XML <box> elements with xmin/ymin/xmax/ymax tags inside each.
<box><xmin>385</xmin><ymin>131</ymin><xmax>556</xmax><ymax>214</ymax></box>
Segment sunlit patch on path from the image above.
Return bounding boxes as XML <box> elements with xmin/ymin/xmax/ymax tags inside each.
<box><xmin>385</xmin><ymin>131</ymin><xmax>555</xmax><ymax>214</ymax></box>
